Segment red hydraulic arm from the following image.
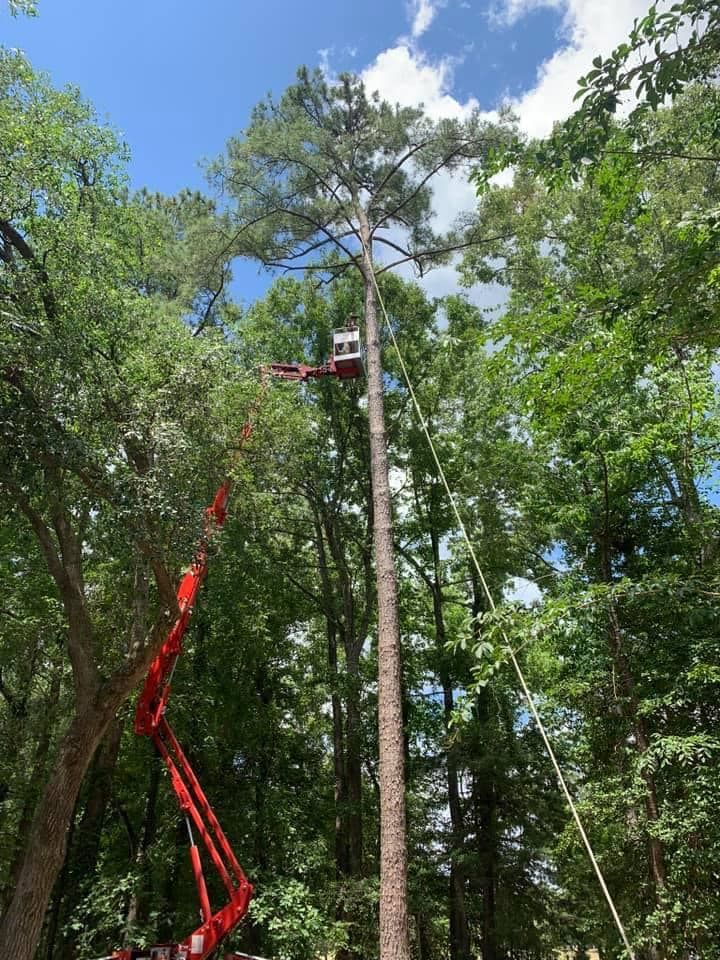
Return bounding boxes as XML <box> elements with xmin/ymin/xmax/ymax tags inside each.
<box><xmin>265</xmin><ymin>361</ymin><xmax>333</xmax><ymax>382</ymax></box>
<box><xmin>115</xmin><ymin>333</ymin><xmax>361</xmax><ymax>960</ymax></box>
<box><xmin>114</xmin><ymin>411</ymin><xmax>260</xmax><ymax>960</ymax></box>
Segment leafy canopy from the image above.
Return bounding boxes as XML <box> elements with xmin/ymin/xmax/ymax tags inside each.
<box><xmin>474</xmin><ymin>0</ymin><xmax>720</xmax><ymax>188</ymax></box>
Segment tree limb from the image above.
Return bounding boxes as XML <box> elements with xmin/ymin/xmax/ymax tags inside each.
<box><xmin>375</xmin><ymin>234</ymin><xmax>511</xmax><ymax>275</ymax></box>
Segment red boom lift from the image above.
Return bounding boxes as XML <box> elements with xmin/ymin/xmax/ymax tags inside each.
<box><xmin>112</xmin><ymin>328</ymin><xmax>362</xmax><ymax>960</ymax></box>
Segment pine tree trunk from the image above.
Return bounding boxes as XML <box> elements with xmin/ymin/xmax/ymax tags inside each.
<box><xmin>360</xmin><ymin>229</ymin><xmax>410</xmax><ymax>960</ymax></box>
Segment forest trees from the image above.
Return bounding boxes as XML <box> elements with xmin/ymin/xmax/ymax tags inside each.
<box><xmin>0</xmin><ymin>51</ymin><xmax>245</xmax><ymax>960</ymax></box>
<box><xmin>461</xmin><ymin>81</ymin><xmax>720</xmax><ymax>958</ymax></box>
<box><xmin>228</xmin><ymin>271</ymin><xmax>563</xmax><ymax>960</ymax></box>
<box><xmin>213</xmin><ymin>67</ymin><xmax>511</xmax><ymax>960</ymax></box>
<box><xmin>2</xmin><ymin>5</ymin><xmax>720</xmax><ymax>960</ymax></box>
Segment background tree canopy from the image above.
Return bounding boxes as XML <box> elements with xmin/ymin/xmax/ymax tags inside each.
<box><xmin>1</xmin><ymin>3</ymin><xmax>719</xmax><ymax>960</ymax></box>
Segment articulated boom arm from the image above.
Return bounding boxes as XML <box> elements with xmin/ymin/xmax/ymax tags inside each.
<box><xmin>116</xmin><ymin>432</ymin><xmax>254</xmax><ymax>960</ymax></box>
<box><xmin>116</xmin><ymin>334</ymin><xmax>361</xmax><ymax>960</ymax></box>
<box><xmin>265</xmin><ymin>361</ymin><xmax>332</xmax><ymax>382</ymax></box>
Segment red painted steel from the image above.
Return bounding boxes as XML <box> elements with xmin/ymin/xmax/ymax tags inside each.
<box><xmin>265</xmin><ymin>361</ymin><xmax>332</xmax><ymax>381</ymax></box>
<box><xmin>190</xmin><ymin>844</ymin><xmax>213</xmax><ymax>924</ymax></box>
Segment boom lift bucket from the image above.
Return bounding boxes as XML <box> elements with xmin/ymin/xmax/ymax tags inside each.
<box><xmin>331</xmin><ymin>324</ymin><xmax>363</xmax><ymax>379</ymax></box>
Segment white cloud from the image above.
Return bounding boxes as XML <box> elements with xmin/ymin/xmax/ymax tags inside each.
<box><xmin>362</xmin><ymin>44</ymin><xmax>480</xmax><ymax>121</ymax></box>
<box><xmin>408</xmin><ymin>0</ymin><xmax>442</xmax><ymax>38</ymax></box>
<box><xmin>352</xmin><ymin>0</ymin><xmax>651</xmax><ymax>299</ymax></box>
<box><xmin>501</xmin><ymin>0</ymin><xmax>652</xmax><ymax>138</ymax></box>
<box><xmin>318</xmin><ymin>47</ymin><xmax>333</xmax><ymax>80</ymax></box>
<box><xmin>489</xmin><ymin>0</ymin><xmax>564</xmax><ymax>28</ymax></box>
<box><xmin>420</xmin><ymin>262</ymin><xmax>508</xmax><ymax>314</ymax></box>
<box><xmin>430</xmin><ymin>167</ymin><xmax>479</xmax><ymax>234</ymax></box>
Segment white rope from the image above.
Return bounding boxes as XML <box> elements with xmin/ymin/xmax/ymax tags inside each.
<box><xmin>361</xmin><ymin>245</ymin><xmax>636</xmax><ymax>960</ymax></box>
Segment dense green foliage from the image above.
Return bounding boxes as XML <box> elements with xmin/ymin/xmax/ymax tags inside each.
<box><xmin>461</xmin><ymin>82</ymin><xmax>720</xmax><ymax>956</ymax></box>
<box><xmin>1</xmin><ymin>4</ymin><xmax>720</xmax><ymax>960</ymax></box>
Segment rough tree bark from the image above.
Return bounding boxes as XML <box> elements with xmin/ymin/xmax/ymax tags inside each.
<box><xmin>428</xmin><ymin>527</ymin><xmax>470</xmax><ymax>960</ymax></box>
<box><xmin>44</xmin><ymin>804</ymin><xmax>78</xmax><ymax>960</ymax></box>
<box><xmin>0</xmin><ymin>506</ymin><xmax>176</xmax><ymax>960</ymax></box>
<box><xmin>58</xmin><ymin>718</ymin><xmax>123</xmax><ymax>960</ymax></box>
<box><xmin>0</xmin><ymin>699</ymin><xmax>119</xmax><ymax>957</ymax></box>
<box><xmin>3</xmin><ymin>667</ymin><xmax>62</xmax><ymax>911</ymax></box>
<box><xmin>469</xmin><ymin>568</ymin><xmax>500</xmax><ymax>960</ymax></box>
<box><xmin>359</xmin><ymin>228</ymin><xmax>410</xmax><ymax>960</ymax></box>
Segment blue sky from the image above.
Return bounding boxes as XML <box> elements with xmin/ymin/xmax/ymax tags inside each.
<box><xmin>2</xmin><ymin>0</ymin><xmax>562</xmax><ymax>193</ymax></box>
<box><xmin>0</xmin><ymin>0</ymin><xmax>651</xmax><ymax>303</ymax></box>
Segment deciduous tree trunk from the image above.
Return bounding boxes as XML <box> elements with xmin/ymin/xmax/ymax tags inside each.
<box><xmin>313</xmin><ymin>510</ymin><xmax>350</xmax><ymax>879</ymax></box>
<box><xmin>0</xmin><ymin>699</ymin><xmax>112</xmax><ymax>959</ymax></box>
<box><xmin>320</xmin><ymin>502</ymin><xmax>366</xmax><ymax>879</ymax></box>
<box><xmin>360</xmin><ymin>230</ymin><xmax>410</xmax><ymax>960</ymax></box>
<box><xmin>2</xmin><ymin>667</ymin><xmax>61</xmax><ymax>913</ymax></box>
<box><xmin>126</xmin><ymin>747</ymin><xmax>161</xmax><ymax>933</ymax></box>
<box><xmin>598</xmin><ymin>527</ymin><xmax>667</xmax><ymax>902</ymax></box>
<box><xmin>595</xmin><ymin>478</ymin><xmax>666</xmax><ymax>960</ymax></box>
<box><xmin>0</xmin><ymin>571</ymin><xmax>175</xmax><ymax>960</ymax></box>
<box><xmin>470</xmin><ymin>570</ymin><xmax>498</xmax><ymax>960</ymax></box>
<box><xmin>428</xmin><ymin>529</ymin><xmax>470</xmax><ymax>960</ymax></box>
<box><xmin>75</xmin><ymin>718</ymin><xmax>123</xmax><ymax>873</ymax></box>
<box><xmin>473</xmin><ymin>729</ymin><xmax>498</xmax><ymax>960</ymax></box>
<box><xmin>344</xmin><ymin>645</ymin><xmax>364</xmax><ymax>878</ymax></box>
<box><xmin>59</xmin><ymin>717</ymin><xmax>123</xmax><ymax>960</ymax></box>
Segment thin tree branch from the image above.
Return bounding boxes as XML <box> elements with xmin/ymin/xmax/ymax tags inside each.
<box><xmin>375</xmin><ymin>234</ymin><xmax>511</xmax><ymax>275</ymax></box>
<box><xmin>0</xmin><ymin>219</ymin><xmax>56</xmax><ymax>321</ymax></box>
<box><xmin>370</xmin><ymin>139</ymin><xmax>434</xmax><ymax>202</ymax></box>
<box><xmin>10</xmin><ymin>487</ymin><xmax>100</xmax><ymax>701</ymax></box>
<box><xmin>370</xmin><ymin>140</ymin><xmax>488</xmax><ymax>236</ymax></box>
<box><xmin>192</xmin><ymin>271</ymin><xmax>226</xmax><ymax>338</ymax></box>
